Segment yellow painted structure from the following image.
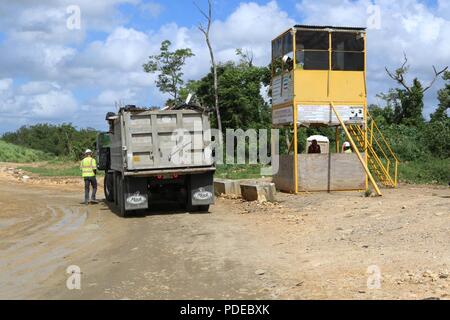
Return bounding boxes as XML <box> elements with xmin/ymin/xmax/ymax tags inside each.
<box><xmin>271</xmin><ymin>25</ymin><xmax>399</xmax><ymax>195</ymax></box>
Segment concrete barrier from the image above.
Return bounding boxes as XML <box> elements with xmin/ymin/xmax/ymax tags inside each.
<box><xmin>240</xmin><ymin>182</ymin><xmax>276</xmax><ymax>202</ymax></box>
<box><xmin>213</xmin><ymin>179</ymin><xmax>241</xmax><ymax>196</ymax></box>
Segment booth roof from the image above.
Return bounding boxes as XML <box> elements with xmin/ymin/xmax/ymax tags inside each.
<box><xmin>307</xmin><ymin>135</ymin><xmax>330</xmax><ymax>142</ymax></box>
<box><xmin>294</xmin><ymin>25</ymin><xmax>366</xmax><ymax>31</ymax></box>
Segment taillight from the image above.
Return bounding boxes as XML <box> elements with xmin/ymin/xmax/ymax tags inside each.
<box><xmin>172</xmin><ymin>174</ymin><xmax>179</xmax><ymax>179</ymax></box>
<box><xmin>156</xmin><ymin>175</ymin><xmax>164</xmax><ymax>180</ymax></box>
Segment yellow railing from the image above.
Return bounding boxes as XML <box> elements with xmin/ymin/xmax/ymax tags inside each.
<box><xmin>350</xmin><ymin>125</ymin><xmax>395</xmax><ymax>187</ymax></box>
<box><xmin>330</xmin><ymin>103</ymin><xmax>382</xmax><ymax>196</ymax></box>
<box><xmin>349</xmin><ymin>111</ymin><xmax>399</xmax><ymax>188</ymax></box>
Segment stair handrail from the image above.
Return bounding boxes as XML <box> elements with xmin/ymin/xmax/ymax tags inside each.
<box><xmin>367</xmin><ymin>111</ymin><xmax>399</xmax><ymax>163</ymax></box>
<box><xmin>353</xmin><ymin>124</ymin><xmax>388</xmax><ymax>162</ymax></box>
<box><xmin>367</xmin><ymin>111</ymin><xmax>399</xmax><ymax>187</ymax></box>
<box><xmin>331</xmin><ymin>103</ymin><xmax>382</xmax><ymax>196</ymax></box>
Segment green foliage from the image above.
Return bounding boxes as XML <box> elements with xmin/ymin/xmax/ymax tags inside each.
<box><xmin>371</xmin><ymin>110</ymin><xmax>449</xmax><ymax>162</ymax></box>
<box><xmin>184</xmin><ymin>58</ymin><xmax>271</xmax><ymax>130</ymax></box>
<box><xmin>399</xmin><ymin>159</ymin><xmax>450</xmax><ymax>185</ymax></box>
<box><xmin>215</xmin><ymin>164</ymin><xmax>266</xmax><ymax>180</ymax></box>
<box><xmin>431</xmin><ymin>70</ymin><xmax>450</xmax><ymax>122</ymax></box>
<box><xmin>17</xmin><ymin>161</ymin><xmax>105</xmax><ymax>177</ymax></box>
<box><xmin>368</xmin><ymin>103</ymin><xmax>395</xmax><ymax>126</ymax></box>
<box><xmin>143</xmin><ymin>40</ymin><xmax>195</xmax><ymax>105</ymax></box>
<box><xmin>370</xmin><ymin>58</ymin><xmax>450</xmax><ymax>185</ymax></box>
<box><xmin>371</xmin><ymin>70</ymin><xmax>450</xmax><ymax>184</ymax></box>
<box><xmin>0</xmin><ymin>140</ymin><xmax>51</xmax><ymax>162</ymax></box>
<box><xmin>18</xmin><ymin>158</ymin><xmax>104</xmax><ymax>177</ymax></box>
<box><xmin>423</xmin><ymin>119</ymin><xmax>450</xmax><ymax>159</ymax></box>
<box><xmin>377</xmin><ymin>124</ymin><xmax>426</xmax><ymax>161</ymax></box>
<box><xmin>1</xmin><ymin>123</ymin><xmax>97</xmax><ymax>160</ymax></box>
<box><xmin>378</xmin><ymin>80</ymin><xmax>425</xmax><ymax>126</ymax></box>
<box><xmin>17</xmin><ymin>164</ymin><xmax>80</xmax><ymax>177</ymax></box>
<box><xmin>398</xmin><ymin>79</ymin><xmax>425</xmax><ymax>125</ymax></box>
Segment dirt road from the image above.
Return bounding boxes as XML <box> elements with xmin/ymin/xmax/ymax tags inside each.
<box><xmin>1</xmin><ymin>164</ymin><xmax>449</xmax><ymax>300</ymax></box>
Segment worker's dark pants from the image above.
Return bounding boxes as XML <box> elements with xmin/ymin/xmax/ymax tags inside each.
<box><xmin>84</xmin><ymin>177</ymin><xmax>97</xmax><ymax>202</ymax></box>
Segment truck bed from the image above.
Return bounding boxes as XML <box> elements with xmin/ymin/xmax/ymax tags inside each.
<box><xmin>110</xmin><ymin>109</ymin><xmax>213</xmax><ymax>172</ymax></box>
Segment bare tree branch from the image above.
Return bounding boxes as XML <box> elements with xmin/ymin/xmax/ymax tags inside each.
<box><xmin>194</xmin><ymin>0</ymin><xmax>222</xmax><ymax>132</ymax></box>
<box><xmin>193</xmin><ymin>1</ymin><xmax>210</xmax><ymax>24</ymax></box>
<box><xmin>386</xmin><ymin>52</ymin><xmax>448</xmax><ymax>94</ymax></box>
<box><xmin>385</xmin><ymin>53</ymin><xmax>411</xmax><ymax>93</ymax></box>
<box><xmin>423</xmin><ymin>65</ymin><xmax>449</xmax><ymax>92</ymax></box>
<box><xmin>401</xmin><ymin>52</ymin><xmax>408</xmax><ymax>70</ymax></box>
<box><xmin>385</xmin><ymin>67</ymin><xmax>411</xmax><ymax>93</ymax></box>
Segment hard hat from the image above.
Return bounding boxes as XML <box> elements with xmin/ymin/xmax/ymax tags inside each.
<box><xmin>343</xmin><ymin>142</ymin><xmax>351</xmax><ymax>147</ymax></box>
<box><xmin>85</xmin><ymin>149</ymin><xmax>93</xmax><ymax>154</ymax></box>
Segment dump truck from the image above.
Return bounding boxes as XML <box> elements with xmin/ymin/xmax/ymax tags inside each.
<box><xmin>96</xmin><ymin>105</ymin><xmax>215</xmax><ymax>217</ymax></box>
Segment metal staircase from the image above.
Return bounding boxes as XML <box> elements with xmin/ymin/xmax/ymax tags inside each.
<box><xmin>348</xmin><ymin>112</ymin><xmax>399</xmax><ymax>188</ymax></box>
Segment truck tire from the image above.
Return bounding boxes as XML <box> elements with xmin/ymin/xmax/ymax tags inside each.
<box><xmin>186</xmin><ymin>204</ymin><xmax>210</xmax><ymax>213</ymax></box>
<box><xmin>116</xmin><ymin>175</ymin><xmax>127</xmax><ymax>217</ymax></box>
<box><xmin>197</xmin><ymin>205</ymin><xmax>210</xmax><ymax>213</ymax></box>
<box><xmin>104</xmin><ymin>173</ymin><xmax>114</xmax><ymax>202</ymax></box>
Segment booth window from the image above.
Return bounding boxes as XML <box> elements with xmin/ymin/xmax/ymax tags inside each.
<box><xmin>272</xmin><ymin>37</ymin><xmax>283</xmax><ymax>76</ymax></box>
<box><xmin>272</xmin><ymin>33</ymin><xmax>293</xmax><ymax>75</ymax></box>
<box><xmin>331</xmin><ymin>32</ymin><xmax>364</xmax><ymax>71</ymax></box>
<box><xmin>282</xmin><ymin>32</ymin><xmax>293</xmax><ymax>73</ymax></box>
<box><xmin>282</xmin><ymin>33</ymin><xmax>293</xmax><ymax>55</ymax></box>
<box><xmin>296</xmin><ymin>31</ymin><xmax>329</xmax><ymax>70</ymax></box>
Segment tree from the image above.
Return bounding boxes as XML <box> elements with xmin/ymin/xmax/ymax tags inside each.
<box><xmin>431</xmin><ymin>70</ymin><xmax>450</xmax><ymax>122</ymax></box>
<box><xmin>368</xmin><ymin>103</ymin><xmax>395</xmax><ymax>126</ymax></box>
<box><xmin>384</xmin><ymin>53</ymin><xmax>448</xmax><ymax>126</ymax></box>
<box><xmin>195</xmin><ymin>0</ymin><xmax>222</xmax><ymax>132</ymax></box>
<box><xmin>397</xmin><ymin>79</ymin><xmax>425</xmax><ymax>125</ymax></box>
<box><xmin>184</xmin><ymin>57</ymin><xmax>271</xmax><ymax>130</ymax></box>
<box><xmin>143</xmin><ymin>40</ymin><xmax>194</xmax><ymax>106</ymax></box>
<box><xmin>1</xmin><ymin>123</ymin><xmax>97</xmax><ymax>159</ymax></box>
<box><xmin>236</xmin><ymin>48</ymin><xmax>254</xmax><ymax>67</ymax></box>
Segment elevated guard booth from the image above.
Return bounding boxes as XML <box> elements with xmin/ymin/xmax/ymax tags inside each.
<box><xmin>271</xmin><ymin>25</ymin><xmax>398</xmax><ymax>195</ymax></box>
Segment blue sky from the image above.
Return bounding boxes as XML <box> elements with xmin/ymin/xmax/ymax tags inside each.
<box><xmin>0</xmin><ymin>0</ymin><xmax>448</xmax><ymax>134</ymax></box>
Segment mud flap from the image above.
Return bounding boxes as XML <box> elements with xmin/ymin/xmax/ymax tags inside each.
<box><xmin>124</xmin><ymin>176</ymin><xmax>148</xmax><ymax>211</ymax></box>
<box><xmin>189</xmin><ymin>172</ymin><xmax>215</xmax><ymax>206</ymax></box>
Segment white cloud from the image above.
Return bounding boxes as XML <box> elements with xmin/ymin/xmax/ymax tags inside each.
<box><xmin>0</xmin><ymin>79</ymin><xmax>77</xmax><ymax>120</ymax></box>
<box><xmin>28</xmin><ymin>89</ymin><xmax>78</xmax><ymax>118</ymax></box>
<box><xmin>140</xmin><ymin>2</ymin><xmax>164</xmax><ymax>18</ymax></box>
<box><xmin>18</xmin><ymin>81</ymin><xmax>61</xmax><ymax>95</ymax></box>
<box><xmin>0</xmin><ymin>0</ymin><xmax>139</xmax><ymax>37</ymax></box>
<box><xmin>0</xmin><ymin>0</ymin><xmax>448</xmax><ymax>132</ymax></box>
<box><xmin>95</xmin><ymin>88</ymin><xmax>137</xmax><ymax>106</ymax></box>
<box><xmin>0</xmin><ymin>78</ymin><xmax>13</xmax><ymax>92</ymax></box>
<box><xmin>77</xmin><ymin>27</ymin><xmax>153</xmax><ymax>72</ymax></box>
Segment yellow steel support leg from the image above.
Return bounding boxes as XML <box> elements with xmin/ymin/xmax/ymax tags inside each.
<box><xmin>335</xmin><ymin>127</ymin><xmax>340</xmax><ymax>153</ymax></box>
<box><xmin>293</xmin><ymin>120</ymin><xmax>298</xmax><ymax>194</ymax></box>
<box><xmin>330</xmin><ymin>102</ymin><xmax>382</xmax><ymax>196</ymax></box>
<box><xmin>394</xmin><ymin>160</ymin><xmax>398</xmax><ymax>188</ymax></box>
<box><xmin>364</xmin><ymin>101</ymin><xmax>369</xmax><ymax>192</ymax></box>
<box><xmin>292</xmin><ymin>28</ymin><xmax>299</xmax><ymax>194</ymax></box>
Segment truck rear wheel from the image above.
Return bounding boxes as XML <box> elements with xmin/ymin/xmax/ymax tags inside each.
<box><xmin>104</xmin><ymin>173</ymin><xmax>114</xmax><ymax>202</ymax></box>
<box><xmin>197</xmin><ymin>205</ymin><xmax>210</xmax><ymax>213</ymax></box>
<box><xmin>186</xmin><ymin>204</ymin><xmax>210</xmax><ymax>213</ymax></box>
<box><xmin>116</xmin><ymin>175</ymin><xmax>127</xmax><ymax>217</ymax></box>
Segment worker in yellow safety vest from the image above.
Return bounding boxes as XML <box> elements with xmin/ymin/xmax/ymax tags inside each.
<box><xmin>80</xmin><ymin>149</ymin><xmax>97</xmax><ymax>205</ymax></box>
<box><xmin>342</xmin><ymin>141</ymin><xmax>353</xmax><ymax>154</ymax></box>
